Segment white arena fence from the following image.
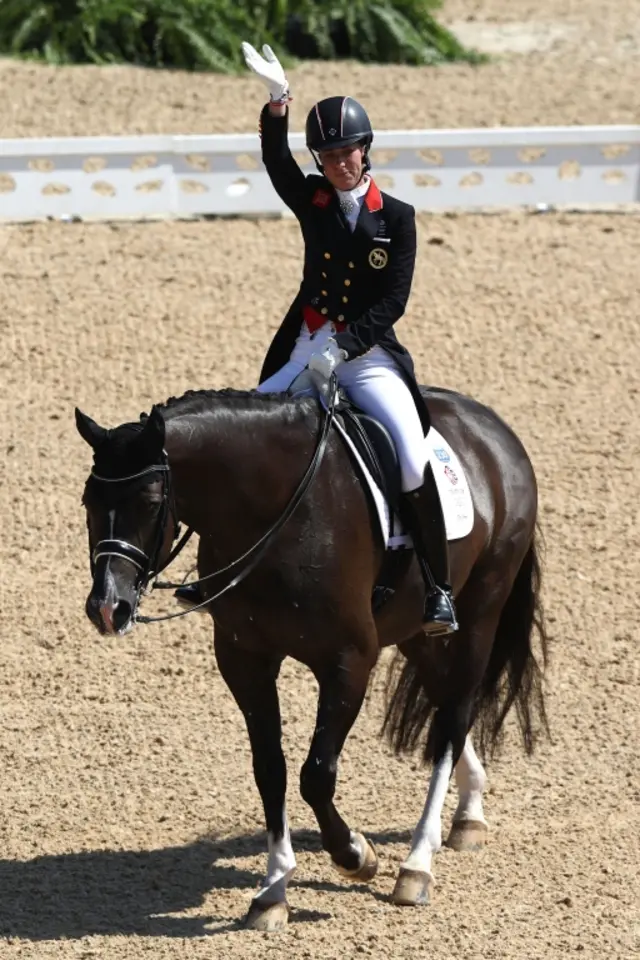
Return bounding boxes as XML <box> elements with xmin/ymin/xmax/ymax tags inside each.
<box><xmin>0</xmin><ymin>125</ymin><xmax>638</xmax><ymax>222</ymax></box>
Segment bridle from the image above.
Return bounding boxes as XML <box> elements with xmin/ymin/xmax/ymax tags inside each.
<box><xmin>87</xmin><ymin>375</ymin><xmax>339</xmax><ymax>626</ymax></box>
<box><xmin>88</xmin><ymin>454</ymin><xmax>192</xmax><ymax>613</ymax></box>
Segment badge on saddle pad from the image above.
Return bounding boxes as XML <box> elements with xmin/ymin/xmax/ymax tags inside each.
<box><xmin>369</xmin><ymin>247</ymin><xmax>388</xmax><ymax>269</ymax></box>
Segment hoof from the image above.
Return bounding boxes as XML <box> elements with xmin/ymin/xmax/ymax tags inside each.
<box><xmin>334</xmin><ymin>833</ymin><xmax>378</xmax><ymax>882</ymax></box>
<box><xmin>244</xmin><ymin>900</ymin><xmax>290</xmax><ymax>932</ymax></box>
<box><xmin>391</xmin><ymin>868</ymin><xmax>434</xmax><ymax>906</ymax></box>
<box><xmin>446</xmin><ymin>819</ymin><xmax>488</xmax><ymax>852</ymax></box>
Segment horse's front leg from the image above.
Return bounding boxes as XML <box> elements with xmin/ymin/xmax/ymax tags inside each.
<box><xmin>301</xmin><ymin>643</ymin><xmax>379</xmax><ymax>882</ymax></box>
<box><xmin>214</xmin><ymin>634</ymin><xmax>295</xmax><ymax>932</ymax></box>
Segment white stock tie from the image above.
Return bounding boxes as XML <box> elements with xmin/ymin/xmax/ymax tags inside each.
<box><xmin>336</xmin><ymin>178</ymin><xmax>371</xmax><ymax>232</ymax></box>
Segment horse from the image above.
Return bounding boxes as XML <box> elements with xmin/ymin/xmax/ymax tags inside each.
<box><xmin>75</xmin><ymin>380</ymin><xmax>550</xmax><ymax>931</ymax></box>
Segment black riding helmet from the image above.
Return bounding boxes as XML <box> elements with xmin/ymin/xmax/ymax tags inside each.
<box><xmin>305</xmin><ymin>96</ymin><xmax>374</xmax><ymax>173</ymax></box>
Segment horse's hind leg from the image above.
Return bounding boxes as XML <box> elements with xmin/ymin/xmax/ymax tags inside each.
<box><xmin>300</xmin><ymin>642</ymin><xmax>379</xmax><ymax>882</ymax></box>
<box><xmin>447</xmin><ymin>735</ymin><xmax>488</xmax><ymax>851</ymax></box>
<box><xmin>214</xmin><ymin>633</ymin><xmax>295</xmax><ymax>932</ymax></box>
<box><xmin>391</xmin><ymin>604</ymin><xmax>501</xmax><ymax>905</ymax></box>
<box><xmin>391</xmin><ymin>693</ymin><xmax>470</xmax><ymax>907</ymax></box>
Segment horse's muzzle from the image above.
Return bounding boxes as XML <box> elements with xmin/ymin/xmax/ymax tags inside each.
<box><xmin>85</xmin><ymin>573</ymin><xmax>136</xmax><ymax>635</ymax></box>
<box><xmin>86</xmin><ymin>592</ymin><xmax>136</xmax><ymax>635</ymax></box>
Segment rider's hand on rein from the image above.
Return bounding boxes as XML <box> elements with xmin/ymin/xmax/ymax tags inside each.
<box><xmin>309</xmin><ymin>338</ymin><xmax>348</xmax><ymax>380</ymax></box>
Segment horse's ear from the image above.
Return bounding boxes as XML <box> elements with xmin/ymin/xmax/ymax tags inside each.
<box><xmin>75</xmin><ymin>408</ymin><xmax>108</xmax><ymax>449</ymax></box>
<box><xmin>139</xmin><ymin>405</ymin><xmax>166</xmax><ymax>458</ymax></box>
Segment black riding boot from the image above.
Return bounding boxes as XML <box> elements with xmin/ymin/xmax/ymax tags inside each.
<box><xmin>400</xmin><ymin>462</ymin><xmax>459</xmax><ymax>636</ymax></box>
<box><xmin>174</xmin><ymin>582</ymin><xmax>204</xmax><ymax>607</ymax></box>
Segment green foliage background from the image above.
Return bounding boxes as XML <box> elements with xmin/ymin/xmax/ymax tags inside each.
<box><xmin>0</xmin><ymin>0</ymin><xmax>484</xmax><ymax>71</ymax></box>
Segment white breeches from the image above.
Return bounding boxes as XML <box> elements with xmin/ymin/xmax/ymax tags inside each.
<box><xmin>257</xmin><ymin>322</ymin><xmax>427</xmax><ymax>492</ymax></box>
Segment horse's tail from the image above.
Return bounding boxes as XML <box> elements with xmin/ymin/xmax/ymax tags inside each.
<box><xmin>473</xmin><ymin>527</ymin><xmax>551</xmax><ymax>758</ymax></box>
<box><xmin>382</xmin><ymin>528</ymin><xmax>551</xmax><ymax>763</ymax></box>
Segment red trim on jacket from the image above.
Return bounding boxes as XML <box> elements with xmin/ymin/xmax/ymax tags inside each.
<box><xmin>303</xmin><ymin>306</ymin><xmax>347</xmax><ymax>335</ymax></box>
<box><xmin>364</xmin><ymin>178</ymin><xmax>383</xmax><ymax>212</ymax></box>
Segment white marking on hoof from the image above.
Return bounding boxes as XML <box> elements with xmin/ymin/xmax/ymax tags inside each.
<box><xmin>252</xmin><ymin>818</ymin><xmax>296</xmax><ymax>911</ymax></box>
<box><xmin>400</xmin><ymin>744</ymin><xmax>453</xmax><ymax>881</ymax></box>
<box><xmin>391</xmin><ymin>868</ymin><xmax>434</xmax><ymax>906</ymax></box>
<box><xmin>333</xmin><ymin>832</ymin><xmax>378</xmax><ymax>882</ymax></box>
<box><xmin>453</xmin><ymin>736</ymin><xmax>488</xmax><ymax>829</ymax></box>
<box><xmin>244</xmin><ymin>900</ymin><xmax>290</xmax><ymax>932</ymax></box>
<box><xmin>446</xmin><ymin>819</ymin><xmax>488</xmax><ymax>852</ymax></box>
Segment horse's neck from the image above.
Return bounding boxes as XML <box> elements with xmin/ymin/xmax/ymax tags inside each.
<box><xmin>164</xmin><ymin>403</ymin><xmax>316</xmax><ymax>538</ymax></box>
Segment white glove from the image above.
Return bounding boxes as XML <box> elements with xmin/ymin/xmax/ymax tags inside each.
<box><xmin>242</xmin><ymin>42</ymin><xmax>290</xmax><ymax>102</ymax></box>
<box><xmin>308</xmin><ymin>338</ymin><xmax>348</xmax><ymax>380</ymax></box>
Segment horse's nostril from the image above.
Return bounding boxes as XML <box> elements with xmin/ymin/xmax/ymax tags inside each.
<box><xmin>86</xmin><ymin>594</ymin><xmax>102</xmax><ymax>627</ymax></box>
<box><xmin>113</xmin><ymin>599</ymin><xmax>133</xmax><ymax>632</ymax></box>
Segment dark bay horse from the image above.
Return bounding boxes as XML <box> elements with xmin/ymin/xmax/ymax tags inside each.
<box><xmin>75</xmin><ymin>383</ymin><xmax>549</xmax><ymax>931</ymax></box>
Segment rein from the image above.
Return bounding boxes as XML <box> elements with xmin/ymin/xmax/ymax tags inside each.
<box><xmin>138</xmin><ymin>374</ymin><xmax>338</xmax><ymax>623</ymax></box>
<box><xmin>93</xmin><ymin>375</ymin><xmax>337</xmax><ymax>625</ymax></box>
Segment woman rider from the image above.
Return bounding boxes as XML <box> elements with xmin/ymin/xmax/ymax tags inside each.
<box><xmin>176</xmin><ymin>42</ymin><xmax>458</xmax><ymax>637</ymax></box>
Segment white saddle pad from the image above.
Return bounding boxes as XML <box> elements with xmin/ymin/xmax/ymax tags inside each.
<box><xmin>331</xmin><ymin>418</ymin><xmax>474</xmax><ymax>549</ymax></box>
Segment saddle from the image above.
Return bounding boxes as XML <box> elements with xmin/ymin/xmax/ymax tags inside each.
<box><xmin>289</xmin><ymin>373</ymin><xmax>401</xmax><ymax>515</ymax></box>
<box><xmin>336</xmin><ymin>397</ymin><xmax>401</xmax><ymax>515</ymax></box>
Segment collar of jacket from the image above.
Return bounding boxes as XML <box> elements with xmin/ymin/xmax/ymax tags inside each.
<box><xmin>363</xmin><ymin>178</ymin><xmax>383</xmax><ymax>212</ymax></box>
<box><xmin>318</xmin><ymin>177</ymin><xmax>383</xmax><ymax>213</ymax></box>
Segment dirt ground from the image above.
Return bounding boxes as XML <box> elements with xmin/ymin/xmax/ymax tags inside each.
<box><xmin>0</xmin><ymin>0</ymin><xmax>639</xmax><ymax>957</ymax></box>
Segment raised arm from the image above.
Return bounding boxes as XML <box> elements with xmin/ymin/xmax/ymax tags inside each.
<box><xmin>242</xmin><ymin>42</ymin><xmax>308</xmax><ymax>216</ymax></box>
